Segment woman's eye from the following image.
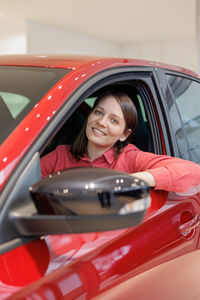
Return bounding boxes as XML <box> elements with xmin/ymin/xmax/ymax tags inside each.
<box><xmin>111</xmin><ymin>118</ymin><xmax>118</xmax><ymax>124</ymax></box>
<box><xmin>94</xmin><ymin>109</ymin><xmax>102</xmax><ymax>115</ymax></box>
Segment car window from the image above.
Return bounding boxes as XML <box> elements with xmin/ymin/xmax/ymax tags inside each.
<box><xmin>41</xmin><ymin>85</ymin><xmax>153</xmax><ymax>157</ymax></box>
<box><xmin>0</xmin><ymin>66</ymin><xmax>70</xmax><ymax>145</ymax></box>
<box><xmin>166</xmin><ymin>74</ymin><xmax>200</xmax><ymax>163</ymax></box>
<box><xmin>0</xmin><ymin>92</ymin><xmax>30</xmax><ymax>119</ymax></box>
<box><xmin>84</xmin><ymin>97</ymin><xmax>96</xmax><ymax>107</ymax></box>
<box><xmin>137</xmin><ymin>94</ymin><xmax>147</xmax><ymax>122</ymax></box>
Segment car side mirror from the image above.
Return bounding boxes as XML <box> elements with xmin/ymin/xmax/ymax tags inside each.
<box><xmin>11</xmin><ymin>168</ymin><xmax>151</xmax><ymax>236</ymax></box>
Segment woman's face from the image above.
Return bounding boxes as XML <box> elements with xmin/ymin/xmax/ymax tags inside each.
<box><xmin>86</xmin><ymin>95</ymin><xmax>131</xmax><ymax>151</ymax></box>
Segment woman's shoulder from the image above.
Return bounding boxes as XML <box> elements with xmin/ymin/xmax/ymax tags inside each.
<box><xmin>123</xmin><ymin>144</ymin><xmax>140</xmax><ymax>153</ymax></box>
<box><xmin>55</xmin><ymin>144</ymin><xmax>71</xmax><ymax>153</ymax></box>
<box><xmin>41</xmin><ymin>145</ymin><xmax>71</xmax><ymax>163</ymax></box>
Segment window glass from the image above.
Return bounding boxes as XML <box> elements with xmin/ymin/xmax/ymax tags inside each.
<box><xmin>84</xmin><ymin>97</ymin><xmax>96</xmax><ymax>107</ymax></box>
<box><xmin>166</xmin><ymin>74</ymin><xmax>200</xmax><ymax>163</ymax></box>
<box><xmin>137</xmin><ymin>94</ymin><xmax>147</xmax><ymax>122</ymax></box>
<box><xmin>0</xmin><ymin>66</ymin><xmax>70</xmax><ymax>145</ymax></box>
<box><xmin>0</xmin><ymin>92</ymin><xmax>30</xmax><ymax>119</ymax></box>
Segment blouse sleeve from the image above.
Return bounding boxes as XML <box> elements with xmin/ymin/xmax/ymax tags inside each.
<box><xmin>135</xmin><ymin>151</ymin><xmax>200</xmax><ymax>193</ymax></box>
<box><xmin>40</xmin><ymin>149</ymin><xmax>59</xmax><ymax>178</ymax></box>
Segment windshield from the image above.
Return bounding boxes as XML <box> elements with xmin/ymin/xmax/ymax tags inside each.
<box><xmin>0</xmin><ymin>66</ymin><xmax>70</xmax><ymax>145</ymax></box>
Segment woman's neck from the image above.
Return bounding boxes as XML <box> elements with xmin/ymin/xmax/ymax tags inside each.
<box><xmin>87</xmin><ymin>143</ymin><xmax>110</xmax><ymax>161</ymax></box>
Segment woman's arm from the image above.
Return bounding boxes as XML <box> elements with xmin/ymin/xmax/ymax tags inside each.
<box><xmin>133</xmin><ymin>151</ymin><xmax>200</xmax><ymax>193</ymax></box>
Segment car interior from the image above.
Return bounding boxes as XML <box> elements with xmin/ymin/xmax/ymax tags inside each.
<box><xmin>41</xmin><ymin>83</ymin><xmax>154</xmax><ymax>157</ymax></box>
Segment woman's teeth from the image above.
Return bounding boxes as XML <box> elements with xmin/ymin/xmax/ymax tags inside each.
<box><xmin>93</xmin><ymin>128</ymin><xmax>105</xmax><ymax>136</ymax></box>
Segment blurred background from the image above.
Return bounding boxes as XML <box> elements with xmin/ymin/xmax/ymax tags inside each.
<box><xmin>0</xmin><ymin>0</ymin><xmax>199</xmax><ymax>73</ymax></box>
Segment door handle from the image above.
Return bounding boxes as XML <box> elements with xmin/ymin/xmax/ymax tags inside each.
<box><xmin>179</xmin><ymin>214</ymin><xmax>200</xmax><ymax>237</ymax></box>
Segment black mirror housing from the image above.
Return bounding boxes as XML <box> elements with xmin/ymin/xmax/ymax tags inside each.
<box><xmin>11</xmin><ymin>168</ymin><xmax>151</xmax><ymax>237</ymax></box>
<box><xmin>30</xmin><ymin>167</ymin><xmax>150</xmax><ymax>216</ymax></box>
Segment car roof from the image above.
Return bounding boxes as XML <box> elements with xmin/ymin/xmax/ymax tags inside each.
<box><xmin>0</xmin><ymin>54</ymin><xmax>199</xmax><ymax>79</ymax></box>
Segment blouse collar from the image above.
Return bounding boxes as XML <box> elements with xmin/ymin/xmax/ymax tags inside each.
<box><xmin>81</xmin><ymin>147</ymin><xmax>116</xmax><ymax>165</ymax></box>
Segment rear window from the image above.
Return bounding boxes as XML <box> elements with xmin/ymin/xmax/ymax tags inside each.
<box><xmin>0</xmin><ymin>66</ymin><xmax>70</xmax><ymax>144</ymax></box>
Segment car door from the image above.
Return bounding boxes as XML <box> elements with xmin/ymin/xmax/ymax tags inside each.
<box><xmin>2</xmin><ymin>67</ymin><xmax>200</xmax><ymax>300</ymax></box>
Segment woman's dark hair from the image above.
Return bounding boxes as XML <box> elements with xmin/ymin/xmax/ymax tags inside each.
<box><xmin>71</xmin><ymin>90</ymin><xmax>138</xmax><ymax>159</ymax></box>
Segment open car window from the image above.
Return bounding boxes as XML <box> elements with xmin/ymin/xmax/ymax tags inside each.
<box><xmin>41</xmin><ymin>83</ymin><xmax>153</xmax><ymax>157</ymax></box>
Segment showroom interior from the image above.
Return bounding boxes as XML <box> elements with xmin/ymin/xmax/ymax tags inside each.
<box><xmin>0</xmin><ymin>0</ymin><xmax>199</xmax><ymax>74</ymax></box>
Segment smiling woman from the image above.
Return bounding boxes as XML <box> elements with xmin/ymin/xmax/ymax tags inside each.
<box><xmin>40</xmin><ymin>89</ymin><xmax>200</xmax><ymax>193</ymax></box>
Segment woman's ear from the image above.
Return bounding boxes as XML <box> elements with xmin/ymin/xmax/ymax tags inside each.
<box><xmin>119</xmin><ymin>129</ymin><xmax>132</xmax><ymax>142</ymax></box>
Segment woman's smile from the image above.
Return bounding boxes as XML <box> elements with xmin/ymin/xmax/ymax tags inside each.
<box><xmin>92</xmin><ymin>127</ymin><xmax>106</xmax><ymax>136</ymax></box>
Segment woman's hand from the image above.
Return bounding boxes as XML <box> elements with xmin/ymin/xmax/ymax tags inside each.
<box><xmin>131</xmin><ymin>171</ymin><xmax>156</xmax><ymax>187</ymax></box>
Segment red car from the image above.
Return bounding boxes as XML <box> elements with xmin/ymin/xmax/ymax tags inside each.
<box><xmin>0</xmin><ymin>55</ymin><xmax>200</xmax><ymax>300</ymax></box>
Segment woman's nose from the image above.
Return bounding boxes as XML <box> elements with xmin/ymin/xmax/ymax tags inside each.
<box><xmin>97</xmin><ymin>116</ymin><xmax>107</xmax><ymax>127</ymax></box>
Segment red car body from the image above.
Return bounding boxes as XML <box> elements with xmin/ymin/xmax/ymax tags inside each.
<box><xmin>0</xmin><ymin>55</ymin><xmax>200</xmax><ymax>299</ymax></box>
